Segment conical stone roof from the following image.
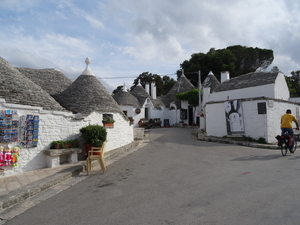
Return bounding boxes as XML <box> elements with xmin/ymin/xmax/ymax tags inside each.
<box><xmin>55</xmin><ymin>58</ymin><xmax>123</xmax><ymax>116</ymax></box>
<box><xmin>113</xmin><ymin>85</ymin><xmax>141</xmax><ymax>108</ymax></box>
<box><xmin>202</xmin><ymin>71</ymin><xmax>221</xmax><ymax>92</ymax></box>
<box><xmin>130</xmin><ymin>83</ymin><xmax>150</xmax><ymax>106</ymax></box>
<box><xmin>16</xmin><ymin>67</ymin><xmax>72</xmax><ymax>97</ymax></box>
<box><xmin>160</xmin><ymin>74</ymin><xmax>195</xmax><ymax>108</ymax></box>
<box><xmin>0</xmin><ymin>56</ymin><xmax>65</xmax><ymax>111</ymax></box>
<box><xmin>130</xmin><ymin>81</ymin><xmax>163</xmax><ymax>109</ymax></box>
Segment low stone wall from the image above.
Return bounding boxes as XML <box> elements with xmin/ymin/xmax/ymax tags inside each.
<box><xmin>43</xmin><ymin>148</ymin><xmax>82</xmax><ymax>168</ymax></box>
<box><xmin>133</xmin><ymin>128</ymin><xmax>145</xmax><ymax>140</ymax></box>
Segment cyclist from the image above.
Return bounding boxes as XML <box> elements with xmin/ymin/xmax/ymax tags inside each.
<box><xmin>281</xmin><ymin>109</ymin><xmax>299</xmax><ymax>139</ymax></box>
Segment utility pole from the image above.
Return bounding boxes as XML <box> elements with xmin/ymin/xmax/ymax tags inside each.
<box><xmin>198</xmin><ymin>70</ymin><xmax>201</xmax><ymax>115</ymax></box>
<box><xmin>198</xmin><ymin>70</ymin><xmax>205</xmax><ymax>130</ymax></box>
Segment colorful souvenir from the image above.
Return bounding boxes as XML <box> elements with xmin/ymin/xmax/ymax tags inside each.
<box><xmin>11</xmin><ymin>147</ymin><xmax>20</xmax><ymax>167</ymax></box>
<box><xmin>0</xmin><ymin>146</ymin><xmax>4</xmax><ymax>166</ymax></box>
<box><xmin>4</xmin><ymin>147</ymin><xmax>12</xmax><ymax>166</ymax></box>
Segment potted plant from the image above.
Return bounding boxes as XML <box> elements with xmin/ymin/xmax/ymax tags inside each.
<box><xmin>80</xmin><ymin>124</ymin><xmax>107</xmax><ymax>157</ymax></box>
<box><xmin>128</xmin><ymin>116</ymin><xmax>134</xmax><ymax>125</ymax></box>
<box><xmin>102</xmin><ymin>116</ymin><xmax>115</xmax><ymax>128</ymax></box>
<box><xmin>62</xmin><ymin>139</ymin><xmax>80</xmax><ymax>148</ymax></box>
<box><xmin>50</xmin><ymin>140</ymin><xmax>65</xmax><ymax>149</ymax></box>
<box><xmin>69</xmin><ymin>139</ymin><xmax>80</xmax><ymax>148</ymax></box>
<box><xmin>138</xmin><ymin>118</ymin><xmax>148</xmax><ymax>127</ymax></box>
<box><xmin>63</xmin><ymin>141</ymin><xmax>72</xmax><ymax>149</ymax></box>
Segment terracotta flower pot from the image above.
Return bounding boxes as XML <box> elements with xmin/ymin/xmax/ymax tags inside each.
<box><xmin>64</xmin><ymin>143</ymin><xmax>72</xmax><ymax>149</ymax></box>
<box><xmin>103</xmin><ymin>123</ymin><xmax>114</xmax><ymax>128</ymax></box>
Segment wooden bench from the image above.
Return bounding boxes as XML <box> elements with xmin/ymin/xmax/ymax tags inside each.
<box><xmin>43</xmin><ymin>148</ymin><xmax>82</xmax><ymax>168</ymax></box>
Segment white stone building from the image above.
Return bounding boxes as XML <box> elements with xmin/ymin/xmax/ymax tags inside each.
<box><xmin>0</xmin><ymin>57</ymin><xmax>133</xmax><ymax>176</ymax></box>
<box><xmin>202</xmin><ymin>70</ymin><xmax>300</xmax><ymax>143</ymax></box>
<box><xmin>113</xmin><ymin>72</ymin><xmax>196</xmax><ymax>128</ymax></box>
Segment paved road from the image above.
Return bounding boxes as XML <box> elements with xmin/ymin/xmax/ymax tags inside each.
<box><xmin>5</xmin><ymin>128</ymin><xmax>300</xmax><ymax>225</ymax></box>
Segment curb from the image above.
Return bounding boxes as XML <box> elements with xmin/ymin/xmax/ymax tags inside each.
<box><xmin>0</xmin><ymin>140</ymin><xmax>144</xmax><ymax>213</ymax></box>
<box><xmin>0</xmin><ymin>164</ymin><xmax>85</xmax><ymax>212</ymax></box>
<box><xmin>197</xmin><ymin>136</ymin><xmax>279</xmax><ymax>150</ymax></box>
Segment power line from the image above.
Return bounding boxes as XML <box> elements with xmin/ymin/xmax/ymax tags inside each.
<box><xmin>97</xmin><ymin>73</ymin><xmax>177</xmax><ymax>79</ymax></box>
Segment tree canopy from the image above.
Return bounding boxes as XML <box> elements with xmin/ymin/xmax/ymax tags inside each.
<box><xmin>130</xmin><ymin>72</ymin><xmax>176</xmax><ymax>96</ymax></box>
<box><xmin>175</xmin><ymin>88</ymin><xmax>199</xmax><ymax>107</ymax></box>
<box><xmin>176</xmin><ymin>89</ymin><xmax>200</xmax><ymax>124</ymax></box>
<box><xmin>177</xmin><ymin>45</ymin><xmax>274</xmax><ymax>87</ymax></box>
<box><xmin>112</xmin><ymin>85</ymin><xmax>124</xmax><ymax>94</ymax></box>
<box><xmin>285</xmin><ymin>70</ymin><xmax>300</xmax><ymax>97</ymax></box>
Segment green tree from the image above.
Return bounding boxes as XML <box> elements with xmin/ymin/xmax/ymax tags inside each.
<box><xmin>112</xmin><ymin>85</ymin><xmax>124</xmax><ymax>94</ymax></box>
<box><xmin>285</xmin><ymin>70</ymin><xmax>300</xmax><ymax>97</ymax></box>
<box><xmin>131</xmin><ymin>72</ymin><xmax>175</xmax><ymax>96</ymax></box>
<box><xmin>176</xmin><ymin>89</ymin><xmax>199</xmax><ymax>124</ymax></box>
<box><xmin>162</xmin><ymin>75</ymin><xmax>176</xmax><ymax>95</ymax></box>
<box><xmin>177</xmin><ymin>45</ymin><xmax>274</xmax><ymax>86</ymax></box>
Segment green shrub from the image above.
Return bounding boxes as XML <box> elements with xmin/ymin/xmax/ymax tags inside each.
<box><xmin>242</xmin><ymin>135</ymin><xmax>256</xmax><ymax>142</ymax></box>
<box><xmin>50</xmin><ymin>141</ymin><xmax>65</xmax><ymax>149</ymax></box>
<box><xmin>80</xmin><ymin>124</ymin><xmax>107</xmax><ymax>147</ymax></box>
<box><xmin>63</xmin><ymin>139</ymin><xmax>80</xmax><ymax>148</ymax></box>
<box><xmin>257</xmin><ymin>137</ymin><xmax>268</xmax><ymax>144</ymax></box>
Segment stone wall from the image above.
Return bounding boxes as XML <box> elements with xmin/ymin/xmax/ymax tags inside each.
<box><xmin>0</xmin><ymin>99</ymin><xmax>133</xmax><ymax>176</ymax></box>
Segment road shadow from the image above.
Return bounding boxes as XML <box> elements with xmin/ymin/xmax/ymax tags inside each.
<box><xmin>288</xmin><ymin>155</ymin><xmax>300</xmax><ymax>160</ymax></box>
<box><xmin>231</xmin><ymin>154</ymin><xmax>282</xmax><ymax>161</ymax></box>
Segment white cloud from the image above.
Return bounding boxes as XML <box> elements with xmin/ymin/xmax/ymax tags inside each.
<box><xmin>84</xmin><ymin>15</ymin><xmax>104</xmax><ymax>29</ymax></box>
<box><xmin>1</xmin><ymin>0</ymin><xmax>300</xmax><ymax>93</ymax></box>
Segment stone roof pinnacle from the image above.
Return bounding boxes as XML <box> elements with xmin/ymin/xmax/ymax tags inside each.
<box><xmin>80</xmin><ymin>57</ymin><xmax>95</xmax><ymax>76</ymax></box>
<box><xmin>122</xmin><ymin>83</ymin><xmax>128</xmax><ymax>92</ymax></box>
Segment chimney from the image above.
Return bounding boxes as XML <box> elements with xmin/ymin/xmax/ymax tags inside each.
<box><xmin>221</xmin><ymin>71</ymin><xmax>230</xmax><ymax>83</ymax></box>
<box><xmin>151</xmin><ymin>82</ymin><xmax>157</xmax><ymax>99</ymax></box>
<box><xmin>145</xmin><ymin>83</ymin><xmax>150</xmax><ymax>95</ymax></box>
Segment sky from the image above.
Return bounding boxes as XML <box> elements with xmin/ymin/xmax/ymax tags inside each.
<box><xmin>1</xmin><ymin>0</ymin><xmax>300</xmax><ymax>94</ymax></box>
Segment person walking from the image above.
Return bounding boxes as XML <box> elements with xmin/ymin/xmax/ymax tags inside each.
<box><xmin>281</xmin><ymin>109</ymin><xmax>299</xmax><ymax>138</ymax></box>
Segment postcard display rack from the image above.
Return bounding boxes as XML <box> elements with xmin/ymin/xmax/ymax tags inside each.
<box><xmin>0</xmin><ymin>110</ymin><xmax>39</xmax><ymax>168</ymax></box>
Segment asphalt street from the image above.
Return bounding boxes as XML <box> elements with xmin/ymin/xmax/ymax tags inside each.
<box><xmin>4</xmin><ymin>127</ymin><xmax>300</xmax><ymax>225</ymax></box>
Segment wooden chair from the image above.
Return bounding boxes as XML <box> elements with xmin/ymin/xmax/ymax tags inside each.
<box><xmin>86</xmin><ymin>141</ymin><xmax>106</xmax><ymax>175</ymax></box>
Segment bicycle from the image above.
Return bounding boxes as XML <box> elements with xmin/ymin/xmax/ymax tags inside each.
<box><xmin>280</xmin><ymin>131</ymin><xmax>297</xmax><ymax>156</ymax></box>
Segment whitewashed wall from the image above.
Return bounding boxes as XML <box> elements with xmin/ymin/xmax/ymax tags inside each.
<box><xmin>119</xmin><ymin>97</ymin><xmax>164</xmax><ymax>128</ymax></box>
<box><xmin>274</xmin><ymin>73</ymin><xmax>290</xmax><ymax>100</ymax></box>
<box><xmin>167</xmin><ymin>109</ymin><xmax>178</xmax><ymax>126</ymax></box>
<box><xmin>203</xmin><ymin>73</ymin><xmax>289</xmax><ymax>105</ymax></box>
<box><xmin>118</xmin><ymin>105</ymin><xmax>138</xmax><ymax>127</ymax></box>
<box><xmin>242</xmin><ymin>100</ymin><xmax>268</xmax><ymax>140</ymax></box>
<box><xmin>162</xmin><ymin>107</ymin><xmax>175</xmax><ymax>126</ymax></box>
<box><xmin>206</xmin><ymin>98</ymin><xmax>300</xmax><ymax>144</ymax></box>
<box><xmin>0</xmin><ymin>99</ymin><xmax>133</xmax><ymax>176</ymax></box>
<box><xmin>133</xmin><ymin>107</ymin><xmax>145</xmax><ymax>127</ymax></box>
<box><xmin>205</xmin><ymin>103</ymin><xmax>227</xmax><ymax>137</ymax></box>
<box><xmin>118</xmin><ymin>104</ymin><xmax>145</xmax><ymax>128</ymax></box>
<box><xmin>150</xmin><ymin>108</ymin><xmax>163</xmax><ymax>121</ymax></box>
<box><xmin>119</xmin><ymin>105</ymin><xmax>132</xmax><ymax>117</ymax></box>
<box><xmin>206</xmin><ymin>84</ymin><xmax>276</xmax><ymax>102</ymax></box>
